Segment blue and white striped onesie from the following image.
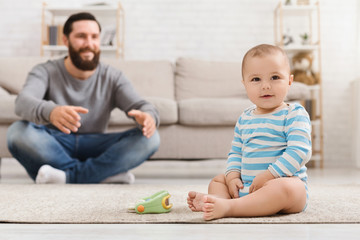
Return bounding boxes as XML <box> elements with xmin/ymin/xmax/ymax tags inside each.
<box><xmin>225</xmin><ymin>103</ymin><xmax>312</xmax><ymax>197</ymax></box>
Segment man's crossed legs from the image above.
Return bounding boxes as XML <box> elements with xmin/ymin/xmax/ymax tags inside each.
<box><xmin>7</xmin><ymin>121</ymin><xmax>160</xmax><ymax>184</ymax></box>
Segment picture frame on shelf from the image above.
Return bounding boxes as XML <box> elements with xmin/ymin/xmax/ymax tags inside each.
<box><xmin>101</xmin><ymin>27</ymin><xmax>116</xmax><ymax>46</ymax></box>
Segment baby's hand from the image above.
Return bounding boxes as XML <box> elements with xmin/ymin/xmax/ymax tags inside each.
<box><xmin>249</xmin><ymin>170</ymin><xmax>275</xmax><ymax>193</ymax></box>
<box><xmin>225</xmin><ymin>172</ymin><xmax>243</xmax><ymax>198</ymax></box>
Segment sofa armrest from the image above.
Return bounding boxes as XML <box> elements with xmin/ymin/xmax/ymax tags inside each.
<box><xmin>0</xmin><ymin>88</ymin><xmax>20</xmax><ymax>123</ymax></box>
<box><xmin>0</xmin><ymin>86</ymin><xmax>10</xmax><ymax>96</ymax></box>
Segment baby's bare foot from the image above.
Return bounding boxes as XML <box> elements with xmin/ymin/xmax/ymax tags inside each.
<box><xmin>202</xmin><ymin>195</ymin><xmax>232</xmax><ymax>220</ymax></box>
<box><xmin>187</xmin><ymin>191</ymin><xmax>206</xmax><ymax>212</ymax></box>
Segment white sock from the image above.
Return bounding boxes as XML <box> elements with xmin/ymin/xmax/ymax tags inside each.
<box><xmin>102</xmin><ymin>172</ymin><xmax>135</xmax><ymax>184</ymax></box>
<box><xmin>35</xmin><ymin>165</ymin><xmax>66</xmax><ymax>184</ymax></box>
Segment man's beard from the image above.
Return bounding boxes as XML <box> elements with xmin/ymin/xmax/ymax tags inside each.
<box><xmin>68</xmin><ymin>43</ymin><xmax>100</xmax><ymax>71</ymax></box>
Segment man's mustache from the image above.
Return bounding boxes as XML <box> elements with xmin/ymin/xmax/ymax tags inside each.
<box><xmin>78</xmin><ymin>47</ymin><xmax>97</xmax><ymax>54</ymax></box>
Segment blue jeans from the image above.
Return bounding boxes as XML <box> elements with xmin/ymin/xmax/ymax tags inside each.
<box><xmin>7</xmin><ymin>120</ymin><xmax>160</xmax><ymax>183</ymax></box>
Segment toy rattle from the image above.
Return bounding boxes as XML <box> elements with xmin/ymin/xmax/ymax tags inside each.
<box><xmin>128</xmin><ymin>190</ymin><xmax>173</xmax><ymax>214</ymax></box>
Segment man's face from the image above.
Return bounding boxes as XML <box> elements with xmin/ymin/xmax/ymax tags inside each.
<box><xmin>65</xmin><ymin>20</ymin><xmax>101</xmax><ymax>71</ymax></box>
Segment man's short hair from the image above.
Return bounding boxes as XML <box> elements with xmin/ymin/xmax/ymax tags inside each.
<box><xmin>63</xmin><ymin>12</ymin><xmax>101</xmax><ymax>37</ymax></box>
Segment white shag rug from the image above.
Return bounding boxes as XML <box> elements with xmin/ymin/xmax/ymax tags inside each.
<box><xmin>0</xmin><ymin>184</ymin><xmax>359</xmax><ymax>224</ymax></box>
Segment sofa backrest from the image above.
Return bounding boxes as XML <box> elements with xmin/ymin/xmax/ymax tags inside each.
<box><xmin>0</xmin><ymin>57</ymin><xmax>175</xmax><ymax>100</ymax></box>
<box><xmin>101</xmin><ymin>58</ymin><xmax>175</xmax><ymax>99</ymax></box>
<box><xmin>0</xmin><ymin>57</ymin><xmax>49</xmax><ymax>94</ymax></box>
<box><xmin>175</xmin><ymin>57</ymin><xmax>247</xmax><ymax>100</ymax></box>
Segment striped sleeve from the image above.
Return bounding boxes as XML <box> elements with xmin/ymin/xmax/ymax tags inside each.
<box><xmin>225</xmin><ymin>116</ymin><xmax>243</xmax><ymax>176</ymax></box>
<box><xmin>268</xmin><ymin>104</ymin><xmax>312</xmax><ymax>178</ymax></box>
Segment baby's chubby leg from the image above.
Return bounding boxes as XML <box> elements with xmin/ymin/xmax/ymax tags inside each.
<box><xmin>187</xmin><ymin>174</ymin><xmax>232</xmax><ymax>212</ymax></box>
<box><xmin>201</xmin><ymin>177</ymin><xmax>307</xmax><ymax>220</ymax></box>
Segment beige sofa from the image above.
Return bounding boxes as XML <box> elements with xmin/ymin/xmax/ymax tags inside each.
<box><xmin>0</xmin><ymin>57</ymin><xmax>310</xmax><ymax>161</ymax></box>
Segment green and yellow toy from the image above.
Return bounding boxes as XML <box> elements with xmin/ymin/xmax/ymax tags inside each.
<box><xmin>128</xmin><ymin>190</ymin><xmax>173</xmax><ymax>214</ymax></box>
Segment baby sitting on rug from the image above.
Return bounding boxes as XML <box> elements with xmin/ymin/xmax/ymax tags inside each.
<box><xmin>187</xmin><ymin>44</ymin><xmax>312</xmax><ymax>220</ymax></box>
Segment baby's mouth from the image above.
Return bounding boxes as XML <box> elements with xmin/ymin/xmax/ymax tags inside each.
<box><xmin>261</xmin><ymin>94</ymin><xmax>273</xmax><ymax>98</ymax></box>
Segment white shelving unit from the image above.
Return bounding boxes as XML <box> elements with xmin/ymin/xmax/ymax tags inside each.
<box><xmin>41</xmin><ymin>2</ymin><xmax>125</xmax><ymax>58</ymax></box>
<box><xmin>274</xmin><ymin>1</ymin><xmax>324</xmax><ymax>168</ymax></box>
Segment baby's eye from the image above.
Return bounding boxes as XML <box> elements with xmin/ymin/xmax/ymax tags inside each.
<box><xmin>271</xmin><ymin>75</ymin><xmax>280</xmax><ymax>80</ymax></box>
<box><xmin>251</xmin><ymin>77</ymin><xmax>261</xmax><ymax>82</ymax></box>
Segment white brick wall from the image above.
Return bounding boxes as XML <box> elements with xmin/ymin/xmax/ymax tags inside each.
<box><xmin>320</xmin><ymin>0</ymin><xmax>359</xmax><ymax>168</ymax></box>
<box><xmin>0</xmin><ymin>0</ymin><xmax>359</xmax><ymax>167</ymax></box>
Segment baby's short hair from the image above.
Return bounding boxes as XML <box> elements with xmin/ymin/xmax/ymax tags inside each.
<box><xmin>242</xmin><ymin>44</ymin><xmax>289</xmax><ymax>77</ymax></box>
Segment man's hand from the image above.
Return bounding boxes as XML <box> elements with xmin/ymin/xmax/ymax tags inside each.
<box><xmin>50</xmin><ymin>106</ymin><xmax>89</xmax><ymax>134</ymax></box>
<box><xmin>249</xmin><ymin>170</ymin><xmax>275</xmax><ymax>193</ymax></box>
<box><xmin>225</xmin><ymin>171</ymin><xmax>243</xmax><ymax>198</ymax></box>
<box><xmin>128</xmin><ymin>109</ymin><xmax>156</xmax><ymax>138</ymax></box>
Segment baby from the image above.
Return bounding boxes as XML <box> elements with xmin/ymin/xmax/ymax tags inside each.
<box><xmin>187</xmin><ymin>44</ymin><xmax>311</xmax><ymax>220</ymax></box>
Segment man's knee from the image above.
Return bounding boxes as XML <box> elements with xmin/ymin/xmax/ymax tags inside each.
<box><xmin>7</xmin><ymin>121</ymin><xmax>50</xmax><ymax>155</ymax></box>
<box><xmin>145</xmin><ymin>130</ymin><xmax>160</xmax><ymax>154</ymax></box>
<box><xmin>7</xmin><ymin>121</ymin><xmax>29</xmax><ymax>149</ymax></box>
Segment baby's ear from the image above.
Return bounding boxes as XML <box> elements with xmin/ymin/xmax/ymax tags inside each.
<box><xmin>289</xmin><ymin>74</ymin><xmax>294</xmax><ymax>85</ymax></box>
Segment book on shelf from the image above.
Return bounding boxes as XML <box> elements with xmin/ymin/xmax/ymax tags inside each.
<box><xmin>47</xmin><ymin>25</ymin><xmax>64</xmax><ymax>46</ymax></box>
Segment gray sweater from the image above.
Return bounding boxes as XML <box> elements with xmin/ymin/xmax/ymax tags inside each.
<box><xmin>15</xmin><ymin>57</ymin><xmax>159</xmax><ymax>133</ymax></box>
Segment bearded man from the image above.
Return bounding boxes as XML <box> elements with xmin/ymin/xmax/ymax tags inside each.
<box><xmin>7</xmin><ymin>12</ymin><xmax>160</xmax><ymax>184</ymax></box>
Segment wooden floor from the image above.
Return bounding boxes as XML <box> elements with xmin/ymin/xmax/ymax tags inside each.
<box><xmin>1</xmin><ymin>158</ymin><xmax>360</xmax><ymax>240</ymax></box>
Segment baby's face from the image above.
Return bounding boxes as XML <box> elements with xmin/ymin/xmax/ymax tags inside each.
<box><xmin>242</xmin><ymin>52</ymin><xmax>292</xmax><ymax>114</ymax></box>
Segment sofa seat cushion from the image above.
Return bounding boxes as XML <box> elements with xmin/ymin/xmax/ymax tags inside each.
<box><xmin>178</xmin><ymin>98</ymin><xmax>253</xmax><ymax>126</ymax></box>
<box><xmin>109</xmin><ymin>97</ymin><xmax>178</xmax><ymax>126</ymax></box>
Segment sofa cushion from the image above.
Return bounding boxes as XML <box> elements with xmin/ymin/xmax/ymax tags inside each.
<box><xmin>0</xmin><ymin>57</ymin><xmax>49</xmax><ymax>94</ymax></box>
<box><xmin>175</xmin><ymin>58</ymin><xmax>247</xmax><ymax>100</ymax></box>
<box><xmin>101</xmin><ymin>59</ymin><xmax>175</xmax><ymax>100</ymax></box>
<box><xmin>286</xmin><ymin>81</ymin><xmax>311</xmax><ymax>101</ymax></box>
<box><xmin>0</xmin><ymin>94</ymin><xmax>21</xmax><ymax>123</ymax></box>
<box><xmin>0</xmin><ymin>86</ymin><xmax>9</xmax><ymax>96</ymax></box>
<box><xmin>109</xmin><ymin>97</ymin><xmax>177</xmax><ymax>126</ymax></box>
<box><xmin>178</xmin><ymin>98</ymin><xmax>253</xmax><ymax>126</ymax></box>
